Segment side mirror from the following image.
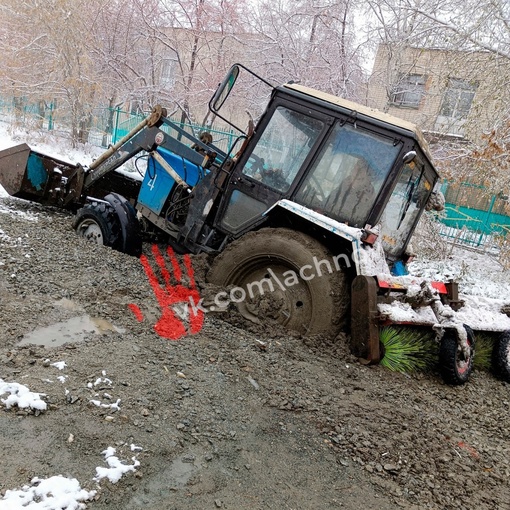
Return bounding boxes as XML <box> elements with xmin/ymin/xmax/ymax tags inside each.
<box><xmin>211</xmin><ymin>65</ymin><xmax>239</xmax><ymax>112</ymax></box>
<box><xmin>403</xmin><ymin>151</ymin><xmax>417</xmax><ymax>164</ymax></box>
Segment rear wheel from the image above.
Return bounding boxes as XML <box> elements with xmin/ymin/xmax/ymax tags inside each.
<box><xmin>439</xmin><ymin>326</ymin><xmax>475</xmax><ymax>385</ymax></box>
<box><xmin>73</xmin><ymin>202</ymin><xmax>120</xmax><ymax>249</ymax></box>
<box><xmin>493</xmin><ymin>330</ymin><xmax>510</xmax><ymax>382</ymax></box>
<box><xmin>207</xmin><ymin>228</ymin><xmax>349</xmax><ymax>337</ymax></box>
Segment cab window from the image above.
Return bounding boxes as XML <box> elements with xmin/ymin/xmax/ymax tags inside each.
<box><xmin>295</xmin><ymin>122</ymin><xmax>401</xmax><ymax>227</ymax></box>
<box><xmin>241</xmin><ymin>106</ymin><xmax>324</xmax><ymax>192</ymax></box>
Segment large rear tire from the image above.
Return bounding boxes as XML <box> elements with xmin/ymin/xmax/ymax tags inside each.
<box><xmin>439</xmin><ymin>326</ymin><xmax>475</xmax><ymax>385</ymax></box>
<box><xmin>73</xmin><ymin>202</ymin><xmax>121</xmax><ymax>250</ymax></box>
<box><xmin>207</xmin><ymin>228</ymin><xmax>349</xmax><ymax>337</ymax></box>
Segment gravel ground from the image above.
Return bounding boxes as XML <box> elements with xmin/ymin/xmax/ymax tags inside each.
<box><xmin>1</xmin><ymin>195</ymin><xmax>510</xmax><ymax>510</ymax></box>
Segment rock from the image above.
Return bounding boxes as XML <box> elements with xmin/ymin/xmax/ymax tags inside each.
<box><xmin>384</xmin><ymin>464</ymin><xmax>400</xmax><ymax>473</ymax></box>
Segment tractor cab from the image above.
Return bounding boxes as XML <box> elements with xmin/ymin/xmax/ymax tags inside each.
<box><xmin>204</xmin><ymin>65</ymin><xmax>439</xmax><ymax>262</ymax></box>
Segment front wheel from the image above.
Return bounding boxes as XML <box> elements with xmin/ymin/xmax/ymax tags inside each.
<box><xmin>207</xmin><ymin>228</ymin><xmax>350</xmax><ymax>338</ymax></box>
<box><xmin>439</xmin><ymin>326</ymin><xmax>475</xmax><ymax>385</ymax></box>
<box><xmin>73</xmin><ymin>202</ymin><xmax>120</xmax><ymax>249</ymax></box>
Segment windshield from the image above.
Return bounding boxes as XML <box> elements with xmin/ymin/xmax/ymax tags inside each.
<box><xmin>241</xmin><ymin>106</ymin><xmax>324</xmax><ymax>192</ymax></box>
<box><xmin>380</xmin><ymin>158</ymin><xmax>433</xmax><ymax>257</ymax></box>
<box><xmin>295</xmin><ymin>122</ymin><xmax>401</xmax><ymax>227</ymax></box>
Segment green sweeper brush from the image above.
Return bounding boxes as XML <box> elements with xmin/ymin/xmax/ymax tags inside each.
<box><xmin>379</xmin><ymin>327</ymin><xmax>438</xmax><ymax>373</ymax></box>
<box><xmin>380</xmin><ymin>327</ymin><xmax>499</xmax><ymax>375</ymax></box>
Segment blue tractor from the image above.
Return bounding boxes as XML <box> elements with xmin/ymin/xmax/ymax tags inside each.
<box><xmin>2</xmin><ymin>64</ymin><xmax>509</xmax><ymax>385</ymax></box>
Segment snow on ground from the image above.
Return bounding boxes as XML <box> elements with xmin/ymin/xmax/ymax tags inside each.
<box><xmin>0</xmin><ymin>361</ymin><xmax>141</xmax><ymax>510</ymax></box>
<box><xmin>0</xmin><ymin>121</ymin><xmax>104</xmax><ymax>166</ymax></box>
<box><xmin>0</xmin><ymin>476</ymin><xmax>96</xmax><ymax>510</ymax></box>
<box><xmin>0</xmin><ymin>379</ymin><xmax>47</xmax><ymax>411</ymax></box>
<box><xmin>1</xmin><ymin>119</ymin><xmax>510</xmax><ymax>507</ymax></box>
<box><xmin>408</xmin><ymin>245</ymin><xmax>510</xmax><ymax>301</ymax></box>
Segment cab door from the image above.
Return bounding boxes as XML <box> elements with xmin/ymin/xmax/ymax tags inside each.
<box><xmin>379</xmin><ymin>153</ymin><xmax>437</xmax><ymax>258</ymax></box>
<box><xmin>215</xmin><ymin>99</ymin><xmax>331</xmax><ymax>236</ymax></box>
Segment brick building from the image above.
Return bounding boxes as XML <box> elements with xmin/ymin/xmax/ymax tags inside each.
<box><xmin>367</xmin><ymin>44</ymin><xmax>510</xmax><ymax>142</ymax></box>
<box><xmin>367</xmin><ymin>44</ymin><xmax>510</xmax><ymax>235</ymax></box>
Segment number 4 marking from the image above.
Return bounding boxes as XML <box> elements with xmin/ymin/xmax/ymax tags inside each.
<box><xmin>148</xmin><ymin>173</ymin><xmax>158</xmax><ymax>191</ymax></box>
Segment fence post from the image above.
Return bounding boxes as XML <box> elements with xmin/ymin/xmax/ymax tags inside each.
<box><xmin>229</xmin><ymin>129</ymin><xmax>234</xmax><ymax>152</ymax></box>
<box><xmin>48</xmin><ymin>102</ymin><xmax>54</xmax><ymax>131</ymax></box>
<box><xmin>113</xmin><ymin>107</ymin><xmax>120</xmax><ymax>144</ymax></box>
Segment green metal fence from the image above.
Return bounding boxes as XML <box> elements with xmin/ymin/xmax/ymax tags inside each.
<box><xmin>0</xmin><ymin>97</ymin><xmax>238</xmax><ymax>154</ymax></box>
<box><xmin>439</xmin><ymin>181</ymin><xmax>510</xmax><ymax>248</ymax></box>
<box><xmin>109</xmin><ymin>107</ymin><xmax>239</xmax><ymax>154</ymax></box>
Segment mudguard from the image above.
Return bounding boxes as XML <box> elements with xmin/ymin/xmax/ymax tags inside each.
<box><xmin>104</xmin><ymin>193</ymin><xmax>142</xmax><ymax>257</ymax></box>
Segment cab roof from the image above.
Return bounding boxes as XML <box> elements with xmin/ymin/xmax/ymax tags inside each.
<box><xmin>282</xmin><ymin>83</ymin><xmax>433</xmax><ymax>162</ymax></box>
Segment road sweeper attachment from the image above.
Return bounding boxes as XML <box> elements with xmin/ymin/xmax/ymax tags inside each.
<box><xmin>350</xmin><ymin>273</ymin><xmax>510</xmax><ymax>384</ymax></box>
<box><xmin>0</xmin><ymin>63</ymin><xmax>509</xmax><ymax>385</ymax></box>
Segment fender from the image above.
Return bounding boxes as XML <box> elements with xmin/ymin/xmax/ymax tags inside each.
<box><xmin>263</xmin><ymin>199</ymin><xmax>391</xmax><ymax>276</ymax></box>
<box><xmin>104</xmin><ymin>192</ymin><xmax>142</xmax><ymax>257</ymax></box>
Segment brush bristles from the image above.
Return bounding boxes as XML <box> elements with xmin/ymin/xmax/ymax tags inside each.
<box><xmin>380</xmin><ymin>327</ymin><xmax>497</xmax><ymax>374</ymax></box>
<box><xmin>379</xmin><ymin>327</ymin><xmax>438</xmax><ymax>373</ymax></box>
<box><xmin>473</xmin><ymin>333</ymin><xmax>494</xmax><ymax>371</ymax></box>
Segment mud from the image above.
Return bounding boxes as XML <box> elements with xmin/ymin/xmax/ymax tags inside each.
<box><xmin>1</xmin><ymin>196</ymin><xmax>510</xmax><ymax>509</ymax></box>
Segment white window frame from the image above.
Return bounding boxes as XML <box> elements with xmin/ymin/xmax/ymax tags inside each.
<box><xmin>390</xmin><ymin>74</ymin><xmax>427</xmax><ymax>109</ymax></box>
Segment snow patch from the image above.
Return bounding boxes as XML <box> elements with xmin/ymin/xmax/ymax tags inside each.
<box><xmin>93</xmin><ymin>447</ymin><xmax>140</xmax><ymax>483</ymax></box>
<box><xmin>0</xmin><ymin>476</ymin><xmax>96</xmax><ymax>510</ymax></box>
<box><xmin>90</xmin><ymin>398</ymin><xmax>121</xmax><ymax>411</ymax></box>
<box><xmin>0</xmin><ymin>379</ymin><xmax>47</xmax><ymax>411</ymax></box>
<box><xmin>0</xmin><ymin>203</ymin><xmax>39</xmax><ymax>221</ymax></box>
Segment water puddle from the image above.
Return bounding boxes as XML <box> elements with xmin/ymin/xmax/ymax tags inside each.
<box><xmin>126</xmin><ymin>455</ymin><xmax>201</xmax><ymax>508</ymax></box>
<box><xmin>18</xmin><ymin>315</ymin><xmax>125</xmax><ymax>347</ymax></box>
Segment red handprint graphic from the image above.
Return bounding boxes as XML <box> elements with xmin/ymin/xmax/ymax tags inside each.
<box><xmin>128</xmin><ymin>244</ymin><xmax>204</xmax><ymax>340</ymax></box>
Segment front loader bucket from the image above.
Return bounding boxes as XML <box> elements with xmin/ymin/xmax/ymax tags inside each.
<box><xmin>0</xmin><ymin>143</ymin><xmax>80</xmax><ymax>207</ymax></box>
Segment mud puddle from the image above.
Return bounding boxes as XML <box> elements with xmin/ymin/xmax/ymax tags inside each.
<box><xmin>18</xmin><ymin>315</ymin><xmax>125</xmax><ymax>347</ymax></box>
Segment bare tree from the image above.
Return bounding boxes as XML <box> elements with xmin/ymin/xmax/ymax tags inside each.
<box><xmin>0</xmin><ymin>0</ymin><xmax>106</xmax><ymax>144</ymax></box>
<box><xmin>364</xmin><ymin>0</ymin><xmax>510</xmax><ymax>192</ymax></box>
<box><xmin>126</xmin><ymin>0</ymin><xmax>251</xmax><ymax>127</ymax></box>
<box><xmin>246</xmin><ymin>0</ymin><xmax>367</xmax><ymax>102</ymax></box>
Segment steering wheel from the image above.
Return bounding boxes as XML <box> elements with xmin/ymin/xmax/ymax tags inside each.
<box><xmin>245</xmin><ymin>153</ymin><xmax>266</xmax><ymax>179</ymax></box>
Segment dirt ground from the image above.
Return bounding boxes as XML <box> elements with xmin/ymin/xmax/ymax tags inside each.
<box><xmin>1</xmin><ymin>196</ymin><xmax>510</xmax><ymax>510</ymax></box>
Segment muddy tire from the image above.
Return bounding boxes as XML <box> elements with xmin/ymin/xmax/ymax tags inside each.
<box><xmin>493</xmin><ymin>330</ymin><xmax>510</xmax><ymax>382</ymax></box>
<box><xmin>207</xmin><ymin>228</ymin><xmax>349</xmax><ymax>337</ymax></box>
<box><xmin>439</xmin><ymin>326</ymin><xmax>475</xmax><ymax>385</ymax></box>
<box><xmin>73</xmin><ymin>202</ymin><xmax>121</xmax><ymax>249</ymax></box>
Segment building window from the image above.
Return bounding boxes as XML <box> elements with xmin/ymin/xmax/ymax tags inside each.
<box><xmin>390</xmin><ymin>74</ymin><xmax>427</xmax><ymax>108</ymax></box>
<box><xmin>160</xmin><ymin>58</ymin><xmax>177</xmax><ymax>88</ymax></box>
<box><xmin>440</xmin><ymin>78</ymin><xmax>478</xmax><ymax>120</ymax></box>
